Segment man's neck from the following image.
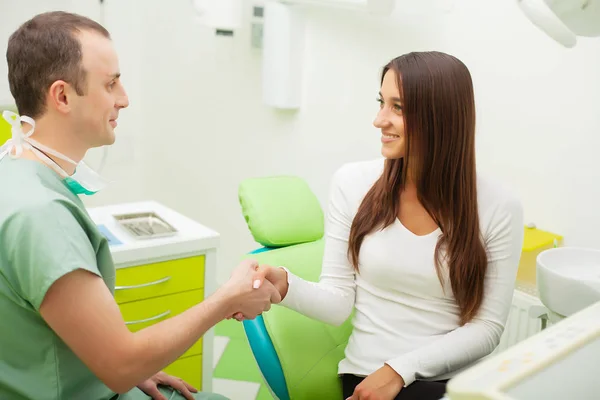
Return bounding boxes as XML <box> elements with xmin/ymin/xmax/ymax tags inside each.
<box><xmin>23</xmin><ymin>116</ymin><xmax>87</xmax><ymax>175</ymax></box>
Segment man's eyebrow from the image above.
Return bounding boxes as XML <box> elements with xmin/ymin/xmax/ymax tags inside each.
<box><xmin>108</xmin><ymin>72</ymin><xmax>121</xmax><ymax>80</ymax></box>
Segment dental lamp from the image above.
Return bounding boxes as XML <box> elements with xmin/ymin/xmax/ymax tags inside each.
<box><xmin>518</xmin><ymin>0</ymin><xmax>600</xmax><ymax>47</ymax></box>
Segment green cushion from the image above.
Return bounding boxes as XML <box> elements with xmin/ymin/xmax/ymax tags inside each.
<box><xmin>0</xmin><ymin>108</ymin><xmax>15</xmax><ymax>144</ymax></box>
<box><xmin>238</xmin><ymin>176</ymin><xmax>324</xmax><ymax>248</ymax></box>
<box><xmin>243</xmin><ymin>240</ymin><xmax>353</xmax><ymax>399</ymax></box>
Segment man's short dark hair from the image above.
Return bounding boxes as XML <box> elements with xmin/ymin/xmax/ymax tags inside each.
<box><xmin>6</xmin><ymin>11</ymin><xmax>110</xmax><ymax>118</ymax></box>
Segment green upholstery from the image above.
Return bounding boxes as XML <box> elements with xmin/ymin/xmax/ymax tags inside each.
<box><xmin>238</xmin><ymin>176</ymin><xmax>324</xmax><ymax>248</ymax></box>
<box><xmin>242</xmin><ymin>241</ymin><xmax>354</xmax><ymax>400</ymax></box>
<box><xmin>0</xmin><ymin>112</ymin><xmax>12</xmax><ymax>144</ymax></box>
<box><xmin>238</xmin><ymin>176</ymin><xmax>353</xmax><ymax>399</ymax></box>
<box><xmin>0</xmin><ymin>104</ymin><xmax>18</xmax><ymax>145</ymax></box>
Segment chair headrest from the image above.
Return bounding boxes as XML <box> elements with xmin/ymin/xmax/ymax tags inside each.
<box><xmin>238</xmin><ymin>175</ymin><xmax>324</xmax><ymax>248</ymax></box>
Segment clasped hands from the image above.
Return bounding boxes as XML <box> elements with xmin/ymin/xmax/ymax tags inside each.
<box><xmin>221</xmin><ymin>259</ymin><xmax>289</xmax><ymax>322</ymax></box>
<box><xmin>136</xmin><ymin>260</ymin><xmax>288</xmax><ymax>399</ymax></box>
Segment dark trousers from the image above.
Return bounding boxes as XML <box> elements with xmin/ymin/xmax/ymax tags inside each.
<box><xmin>341</xmin><ymin>374</ymin><xmax>448</xmax><ymax>400</ymax></box>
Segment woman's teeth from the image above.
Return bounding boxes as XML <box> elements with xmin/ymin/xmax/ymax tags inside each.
<box><xmin>383</xmin><ymin>134</ymin><xmax>399</xmax><ymax>138</ymax></box>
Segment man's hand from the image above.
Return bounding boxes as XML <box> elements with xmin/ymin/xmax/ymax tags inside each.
<box><xmin>229</xmin><ymin>264</ymin><xmax>289</xmax><ymax>321</ymax></box>
<box><xmin>217</xmin><ymin>259</ymin><xmax>281</xmax><ymax>321</ymax></box>
<box><xmin>137</xmin><ymin>371</ymin><xmax>197</xmax><ymax>400</ymax></box>
<box><xmin>347</xmin><ymin>365</ymin><xmax>404</xmax><ymax>400</ymax></box>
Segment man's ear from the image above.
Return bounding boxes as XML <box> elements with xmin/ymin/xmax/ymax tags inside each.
<box><xmin>48</xmin><ymin>80</ymin><xmax>72</xmax><ymax>115</ymax></box>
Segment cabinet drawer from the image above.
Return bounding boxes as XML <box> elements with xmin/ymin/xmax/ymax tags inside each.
<box><xmin>164</xmin><ymin>354</ymin><xmax>203</xmax><ymax>391</ymax></box>
<box><xmin>115</xmin><ymin>255</ymin><xmax>205</xmax><ymax>304</ymax></box>
<box><xmin>119</xmin><ymin>289</ymin><xmax>204</xmax><ymax>358</ymax></box>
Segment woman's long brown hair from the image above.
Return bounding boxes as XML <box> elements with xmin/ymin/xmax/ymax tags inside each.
<box><xmin>348</xmin><ymin>52</ymin><xmax>487</xmax><ymax>326</ymax></box>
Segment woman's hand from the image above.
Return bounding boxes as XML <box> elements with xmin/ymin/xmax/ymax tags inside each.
<box><xmin>262</xmin><ymin>265</ymin><xmax>289</xmax><ymax>300</ymax></box>
<box><xmin>137</xmin><ymin>371</ymin><xmax>198</xmax><ymax>400</ymax></box>
<box><xmin>347</xmin><ymin>365</ymin><xmax>405</xmax><ymax>400</ymax></box>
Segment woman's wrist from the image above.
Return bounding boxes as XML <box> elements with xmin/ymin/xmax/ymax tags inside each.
<box><xmin>276</xmin><ymin>266</ymin><xmax>290</xmax><ymax>300</ymax></box>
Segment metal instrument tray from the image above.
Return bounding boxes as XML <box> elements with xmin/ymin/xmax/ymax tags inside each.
<box><xmin>113</xmin><ymin>211</ymin><xmax>178</xmax><ymax>239</ymax></box>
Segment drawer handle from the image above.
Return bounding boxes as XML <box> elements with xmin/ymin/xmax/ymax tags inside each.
<box><xmin>115</xmin><ymin>276</ymin><xmax>171</xmax><ymax>290</ymax></box>
<box><xmin>125</xmin><ymin>310</ymin><xmax>171</xmax><ymax>325</ymax></box>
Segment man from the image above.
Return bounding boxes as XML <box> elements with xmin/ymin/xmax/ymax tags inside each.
<box><xmin>0</xmin><ymin>11</ymin><xmax>280</xmax><ymax>400</ymax></box>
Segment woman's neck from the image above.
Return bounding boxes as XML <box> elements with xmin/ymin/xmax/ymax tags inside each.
<box><xmin>402</xmin><ymin>165</ymin><xmax>418</xmax><ymax>200</ymax></box>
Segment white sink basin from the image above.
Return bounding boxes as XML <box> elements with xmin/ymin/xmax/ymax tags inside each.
<box><xmin>537</xmin><ymin>247</ymin><xmax>600</xmax><ymax>320</ymax></box>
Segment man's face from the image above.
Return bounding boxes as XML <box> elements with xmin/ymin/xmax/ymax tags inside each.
<box><xmin>70</xmin><ymin>30</ymin><xmax>129</xmax><ymax>148</ymax></box>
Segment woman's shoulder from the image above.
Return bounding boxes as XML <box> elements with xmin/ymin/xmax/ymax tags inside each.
<box><xmin>477</xmin><ymin>175</ymin><xmax>522</xmax><ymax>208</ymax></box>
<box><xmin>332</xmin><ymin>158</ymin><xmax>384</xmax><ymax>191</ymax></box>
<box><xmin>328</xmin><ymin>158</ymin><xmax>385</xmax><ymax>210</ymax></box>
<box><xmin>333</xmin><ymin>158</ymin><xmax>385</xmax><ymax>184</ymax></box>
<box><xmin>476</xmin><ymin>174</ymin><xmax>524</xmax><ymax>234</ymax></box>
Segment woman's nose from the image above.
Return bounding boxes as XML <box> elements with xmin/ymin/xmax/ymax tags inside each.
<box><xmin>373</xmin><ymin>109</ymin><xmax>390</xmax><ymax>128</ymax></box>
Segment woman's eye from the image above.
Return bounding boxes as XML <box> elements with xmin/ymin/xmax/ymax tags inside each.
<box><xmin>393</xmin><ymin>104</ymin><xmax>403</xmax><ymax>111</ymax></box>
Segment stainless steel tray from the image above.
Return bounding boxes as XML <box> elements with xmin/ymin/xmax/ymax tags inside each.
<box><xmin>113</xmin><ymin>211</ymin><xmax>178</xmax><ymax>239</ymax></box>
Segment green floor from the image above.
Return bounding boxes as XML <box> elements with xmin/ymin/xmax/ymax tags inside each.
<box><xmin>214</xmin><ymin>319</ymin><xmax>274</xmax><ymax>400</ymax></box>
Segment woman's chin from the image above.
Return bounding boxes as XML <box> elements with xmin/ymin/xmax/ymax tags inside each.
<box><xmin>381</xmin><ymin>146</ymin><xmax>404</xmax><ymax>160</ymax></box>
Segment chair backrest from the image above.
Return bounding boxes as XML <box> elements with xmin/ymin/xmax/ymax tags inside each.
<box><xmin>238</xmin><ymin>176</ymin><xmax>353</xmax><ymax>400</ymax></box>
<box><xmin>238</xmin><ymin>175</ymin><xmax>324</xmax><ymax>249</ymax></box>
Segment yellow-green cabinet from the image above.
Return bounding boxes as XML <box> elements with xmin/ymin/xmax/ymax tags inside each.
<box><xmin>87</xmin><ymin>201</ymin><xmax>219</xmax><ymax>392</ymax></box>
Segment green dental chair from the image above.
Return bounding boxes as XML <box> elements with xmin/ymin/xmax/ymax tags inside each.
<box><xmin>238</xmin><ymin>176</ymin><xmax>354</xmax><ymax>400</ymax></box>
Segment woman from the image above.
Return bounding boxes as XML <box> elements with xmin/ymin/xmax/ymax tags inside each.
<box><xmin>255</xmin><ymin>51</ymin><xmax>524</xmax><ymax>400</ymax></box>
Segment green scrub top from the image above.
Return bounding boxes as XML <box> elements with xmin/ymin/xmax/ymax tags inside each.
<box><xmin>0</xmin><ymin>156</ymin><xmax>227</xmax><ymax>400</ymax></box>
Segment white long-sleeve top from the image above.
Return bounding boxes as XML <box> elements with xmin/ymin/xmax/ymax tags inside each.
<box><xmin>280</xmin><ymin>158</ymin><xmax>524</xmax><ymax>386</ymax></box>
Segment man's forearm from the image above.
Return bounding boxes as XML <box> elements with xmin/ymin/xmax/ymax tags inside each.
<box><xmin>113</xmin><ymin>292</ymin><xmax>230</xmax><ymax>392</ymax></box>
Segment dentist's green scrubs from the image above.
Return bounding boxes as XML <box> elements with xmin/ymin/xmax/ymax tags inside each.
<box><xmin>0</xmin><ymin>156</ymin><xmax>227</xmax><ymax>400</ymax></box>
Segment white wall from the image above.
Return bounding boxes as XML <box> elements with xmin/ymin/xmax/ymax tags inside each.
<box><xmin>135</xmin><ymin>0</ymin><xmax>386</xmax><ymax>283</ymax></box>
<box><xmin>2</xmin><ymin>0</ymin><xmax>599</xmax><ymax>284</ymax></box>
<box><xmin>132</xmin><ymin>0</ymin><xmax>600</xmax><ymax>283</ymax></box>
<box><xmin>80</xmin><ymin>0</ymin><xmax>147</xmax><ymax>207</ymax></box>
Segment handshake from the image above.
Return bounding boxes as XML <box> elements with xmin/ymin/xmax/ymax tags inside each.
<box><xmin>214</xmin><ymin>259</ymin><xmax>290</xmax><ymax>322</ymax></box>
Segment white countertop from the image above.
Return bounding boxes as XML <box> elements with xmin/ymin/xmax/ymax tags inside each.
<box><xmin>86</xmin><ymin>200</ymin><xmax>220</xmax><ymax>268</ymax></box>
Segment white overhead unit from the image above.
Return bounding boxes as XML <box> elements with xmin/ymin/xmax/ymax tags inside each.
<box><xmin>262</xmin><ymin>0</ymin><xmax>396</xmax><ymax>110</ymax></box>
